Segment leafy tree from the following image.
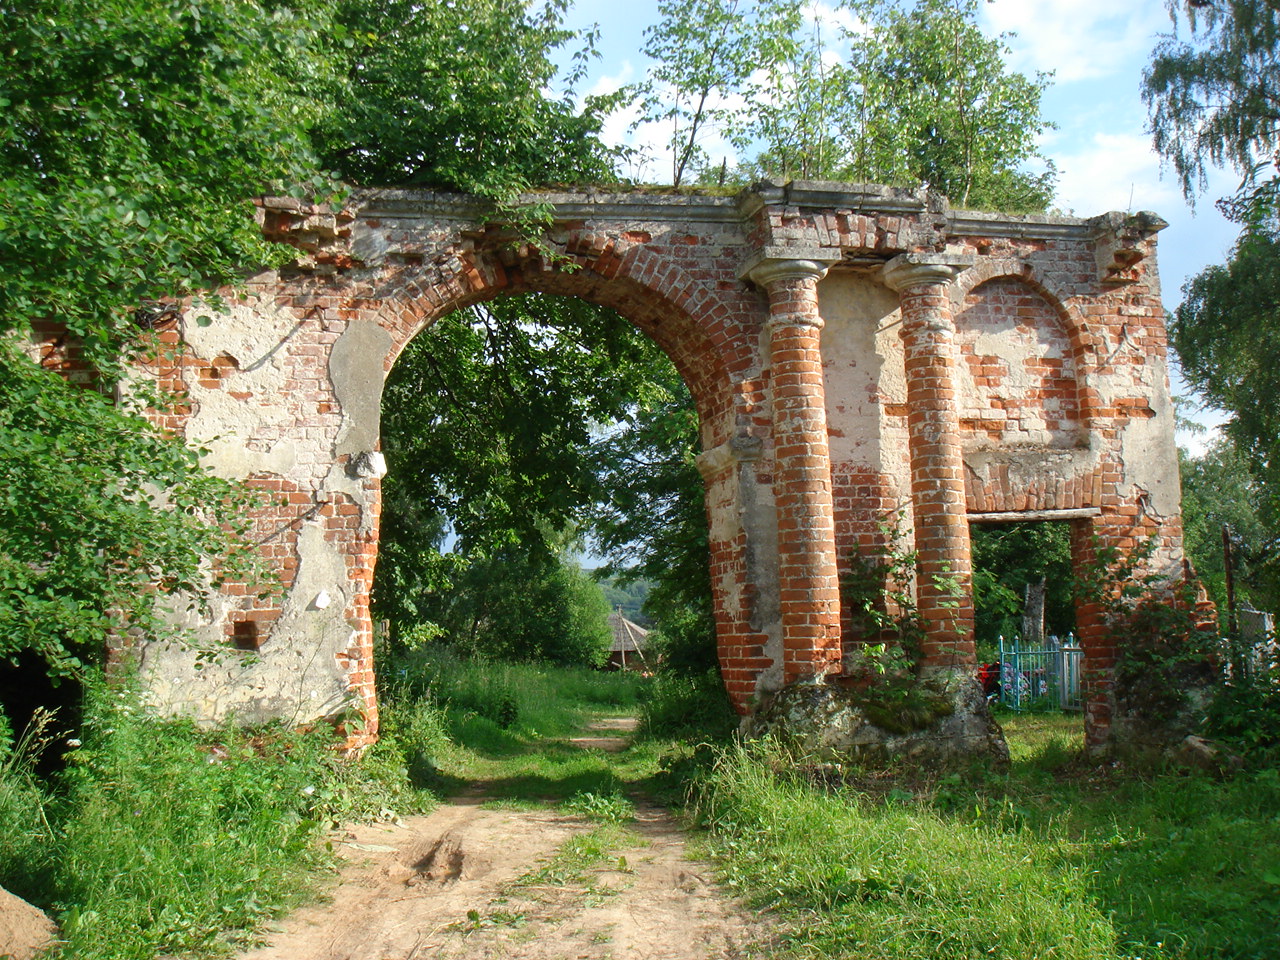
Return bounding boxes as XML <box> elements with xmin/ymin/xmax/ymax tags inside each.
<box><xmin>730</xmin><ymin>2</ymin><xmax>850</xmax><ymax>182</ymax></box>
<box><xmin>1179</xmin><ymin>437</ymin><xmax>1280</xmax><ymax>617</ymax></box>
<box><xmin>969</xmin><ymin>522</ymin><xmax>1074</xmax><ymax>652</ymax></box>
<box><xmin>0</xmin><ymin>344</ymin><xmax>258</xmax><ymax>674</ymax></box>
<box><xmin>0</xmin><ymin>0</ymin><xmax>333</xmax><ymax>672</ymax></box>
<box><xmin>1145</xmin><ymin>2</ymin><xmax>1280</xmax><ymax>617</ymax></box>
<box><xmin>1143</xmin><ymin>0</ymin><xmax>1280</xmax><ymax>222</ymax></box>
<box><xmin>841</xmin><ymin>0</ymin><xmax>1055</xmax><ymax>210</ymax></box>
<box><xmin>640</xmin><ymin>0</ymin><xmax>1055</xmax><ymax>210</ymax></box>
<box><xmin>637</xmin><ymin>0</ymin><xmax>761</xmax><ymax>187</ymax></box>
<box><xmin>589</xmin><ymin>373</ymin><xmax>717</xmax><ymax>674</ymax></box>
<box><xmin>0</xmin><ymin>0</ymin><xmax>621</xmax><ymax>676</ymax></box>
<box><xmin>370</xmin><ymin>293</ymin><xmax>711</xmax><ymax>659</ymax></box>
<box><xmin>312</xmin><ymin>0</ymin><xmax>622</xmax><ymax>197</ymax></box>
<box><xmin>434</xmin><ymin>550</ymin><xmax>612</xmax><ymax>667</ymax></box>
<box><xmin>1172</xmin><ymin>228</ymin><xmax>1280</xmax><ymax>522</ymax></box>
<box><xmin>374</xmin><ymin>295</ymin><xmax>661</xmax><ymax>566</ymax></box>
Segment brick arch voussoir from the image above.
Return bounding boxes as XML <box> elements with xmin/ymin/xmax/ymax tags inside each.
<box><xmin>953</xmin><ymin>259</ymin><xmax>1100</xmax><ymax>428</ymax></box>
<box><xmin>373</xmin><ymin>240</ymin><xmax>737</xmax><ymax>448</ymax></box>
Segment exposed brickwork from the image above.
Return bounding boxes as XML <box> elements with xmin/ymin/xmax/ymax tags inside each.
<box><xmin>74</xmin><ymin>183</ymin><xmax>1189</xmax><ymax>752</ymax></box>
<box><xmin>752</xmin><ymin>261</ymin><xmax>843</xmax><ymax>682</ymax></box>
<box><xmin>883</xmin><ymin>257</ymin><xmax>976</xmax><ymax>670</ymax></box>
<box><xmin>956</xmin><ymin>277</ymin><xmax>1081</xmax><ymax>446</ymax></box>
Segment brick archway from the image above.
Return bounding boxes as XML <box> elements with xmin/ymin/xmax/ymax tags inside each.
<box><xmin>125</xmin><ymin>183</ymin><xmax>1186</xmax><ymax>751</ymax></box>
<box><xmin>377</xmin><ymin>244</ymin><xmax>738</xmax><ymax>447</ymax></box>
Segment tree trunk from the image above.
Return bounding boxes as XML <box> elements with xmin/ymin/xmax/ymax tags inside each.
<box><xmin>1022</xmin><ymin>577</ymin><xmax>1046</xmax><ymax>645</ymax></box>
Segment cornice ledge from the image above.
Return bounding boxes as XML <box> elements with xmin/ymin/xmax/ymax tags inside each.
<box><xmin>946</xmin><ymin>208</ymin><xmax>1093</xmax><ymax>241</ymax></box>
<box><xmin>352</xmin><ymin>186</ymin><xmax>745</xmax><ymax>224</ymax></box>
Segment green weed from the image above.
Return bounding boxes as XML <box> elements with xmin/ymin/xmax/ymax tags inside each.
<box><xmin>510</xmin><ymin>824</ymin><xmax>638</xmax><ymax>890</ymax></box>
<box><xmin>564</xmin><ymin>790</ymin><xmax>635</xmax><ymax>824</ymax></box>
<box><xmin>0</xmin><ymin>706</ymin><xmax>57</xmax><ymax>900</ymax></box>
<box><xmin>637</xmin><ymin>669</ymin><xmax>737</xmax><ymax>738</ymax></box>
<box><xmin>0</xmin><ymin>676</ymin><xmax>424</xmax><ymax>960</ymax></box>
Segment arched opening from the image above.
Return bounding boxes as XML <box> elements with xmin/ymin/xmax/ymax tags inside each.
<box><xmin>368</xmin><ymin>288</ymin><xmax>734</xmax><ymax>783</ymax></box>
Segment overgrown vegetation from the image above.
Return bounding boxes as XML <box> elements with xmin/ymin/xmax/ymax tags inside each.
<box><xmin>835</xmin><ymin>510</ymin><xmax>967</xmax><ymax>732</ymax></box>
<box><xmin>0</xmin><ymin>676</ymin><xmax>422</xmax><ymax>959</ymax></box>
<box><xmin>5</xmin><ymin>655</ymin><xmax>1277</xmax><ymax>959</ymax></box>
<box><xmin>690</xmin><ymin>714</ymin><xmax>1280</xmax><ymax>959</ymax></box>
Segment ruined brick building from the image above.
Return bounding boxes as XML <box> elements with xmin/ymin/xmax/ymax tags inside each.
<box><xmin>123</xmin><ymin>181</ymin><xmax>1185</xmax><ymax>752</ymax></box>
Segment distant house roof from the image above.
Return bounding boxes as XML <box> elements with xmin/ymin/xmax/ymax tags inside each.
<box><xmin>608</xmin><ymin>610</ymin><xmax>650</xmax><ymax>654</ymax></box>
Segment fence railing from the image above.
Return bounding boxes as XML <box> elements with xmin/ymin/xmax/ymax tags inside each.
<box><xmin>993</xmin><ymin>634</ymin><xmax>1084</xmax><ymax>712</ymax></box>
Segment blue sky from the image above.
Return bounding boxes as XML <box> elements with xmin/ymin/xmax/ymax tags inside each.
<box><xmin>558</xmin><ymin>0</ymin><xmax>1242</xmax><ymax>442</ymax></box>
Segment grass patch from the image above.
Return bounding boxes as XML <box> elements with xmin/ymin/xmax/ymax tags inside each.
<box><xmin>389</xmin><ymin>646</ymin><xmax>643</xmax><ymax>742</ymax></box>
<box><xmin>509</xmin><ymin>823</ymin><xmax>641</xmax><ymax>891</ymax></box>
<box><xmin>386</xmin><ymin>647</ymin><xmax>665</xmax><ymax>803</ymax></box>
<box><xmin>0</xmin><ymin>676</ymin><xmax>426</xmax><ymax>960</ymax></box>
<box><xmin>563</xmin><ymin>790</ymin><xmax>635</xmax><ymax>824</ymax></box>
<box><xmin>694</xmin><ymin>740</ymin><xmax>1117</xmax><ymax>959</ymax></box>
<box><xmin>692</xmin><ymin>712</ymin><xmax>1280</xmax><ymax>959</ymax></box>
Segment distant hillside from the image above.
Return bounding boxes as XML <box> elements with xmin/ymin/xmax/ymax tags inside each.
<box><xmin>597</xmin><ymin>574</ymin><xmax>653</xmax><ymax>628</ymax></box>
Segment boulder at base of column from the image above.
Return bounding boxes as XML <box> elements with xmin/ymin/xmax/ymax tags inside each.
<box><xmin>744</xmin><ymin>674</ymin><xmax>1008</xmax><ymax>770</ymax></box>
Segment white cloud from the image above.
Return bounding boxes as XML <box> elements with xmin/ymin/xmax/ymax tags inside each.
<box><xmin>803</xmin><ymin>0</ymin><xmax>864</xmax><ymax>38</ymax></box>
<box><xmin>1051</xmin><ymin>131</ymin><xmax>1182</xmax><ymax>216</ymax></box>
<box><xmin>587</xmin><ymin>65</ymin><xmax>743</xmax><ymax>183</ymax></box>
<box><xmin>981</xmin><ymin>0</ymin><xmax>1169</xmax><ymax>84</ymax></box>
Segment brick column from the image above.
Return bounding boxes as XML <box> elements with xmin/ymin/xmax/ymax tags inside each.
<box><xmin>748</xmin><ymin>258</ymin><xmax>842</xmax><ymax>683</ymax></box>
<box><xmin>882</xmin><ymin>253</ymin><xmax>975</xmax><ymax>672</ymax></box>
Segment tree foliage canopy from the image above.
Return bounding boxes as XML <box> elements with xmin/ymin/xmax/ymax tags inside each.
<box><xmin>0</xmin><ymin>0</ymin><xmax>615</xmax><ymax>672</ymax></box>
<box><xmin>638</xmin><ymin>0</ymin><xmax>1055</xmax><ymax>210</ymax></box>
<box><xmin>311</xmin><ymin>0</ymin><xmax>621</xmax><ymax>196</ymax></box>
<box><xmin>371</xmin><ymin>293</ymin><xmax>712</xmax><ymax>665</ymax></box>
<box><xmin>0</xmin><ymin>0</ymin><xmax>333</xmax><ymax>670</ymax></box>
<box><xmin>1143</xmin><ymin>0</ymin><xmax>1280</xmax><ymax>221</ymax></box>
<box><xmin>0</xmin><ymin>0</ymin><xmax>328</xmax><ymax>364</ymax></box>
<box><xmin>1147</xmin><ymin>2</ymin><xmax>1280</xmax><ymax>609</ymax></box>
<box><xmin>1179</xmin><ymin>437</ymin><xmax>1280</xmax><ymax>616</ymax></box>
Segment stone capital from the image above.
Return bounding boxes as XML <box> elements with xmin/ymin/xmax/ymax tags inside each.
<box><xmin>741</xmin><ymin>251</ymin><xmax>838</xmax><ymax>289</ymax></box>
<box><xmin>695</xmin><ymin>435</ymin><xmax>763</xmax><ymax>480</ymax></box>
<box><xmin>880</xmin><ymin>252</ymin><xmax>975</xmax><ymax>293</ymax></box>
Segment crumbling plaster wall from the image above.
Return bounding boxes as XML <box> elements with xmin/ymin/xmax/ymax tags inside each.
<box><xmin>138</xmin><ymin>298</ymin><xmax>387</xmax><ymax>728</ymax></box>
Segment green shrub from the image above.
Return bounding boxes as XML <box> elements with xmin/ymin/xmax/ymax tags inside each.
<box><xmin>637</xmin><ymin>669</ymin><xmax>736</xmax><ymax>739</ymax></box>
<box><xmin>1204</xmin><ymin>635</ymin><xmax>1280</xmax><ymax>756</ymax></box>
<box><xmin>377</xmin><ymin>691</ymin><xmax>453</xmax><ymax>789</ymax></box>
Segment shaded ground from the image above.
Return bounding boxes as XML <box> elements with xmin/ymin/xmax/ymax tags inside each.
<box><xmin>238</xmin><ymin>717</ymin><xmax>773</xmax><ymax>960</ymax></box>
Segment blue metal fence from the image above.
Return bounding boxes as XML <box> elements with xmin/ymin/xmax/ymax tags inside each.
<box><xmin>997</xmin><ymin>634</ymin><xmax>1083</xmax><ymax>712</ymax></box>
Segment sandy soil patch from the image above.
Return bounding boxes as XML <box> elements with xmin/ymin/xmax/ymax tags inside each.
<box><xmin>238</xmin><ymin>797</ymin><xmax>772</xmax><ymax>960</ymax></box>
<box><xmin>240</xmin><ymin>714</ymin><xmax>771</xmax><ymax>959</ymax></box>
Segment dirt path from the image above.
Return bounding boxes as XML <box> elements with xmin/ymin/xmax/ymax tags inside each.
<box><xmin>238</xmin><ymin>718</ymin><xmax>773</xmax><ymax>960</ymax></box>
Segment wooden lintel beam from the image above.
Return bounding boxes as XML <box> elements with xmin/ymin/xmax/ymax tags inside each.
<box><xmin>967</xmin><ymin>507</ymin><xmax>1102</xmax><ymax>524</ymax></box>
